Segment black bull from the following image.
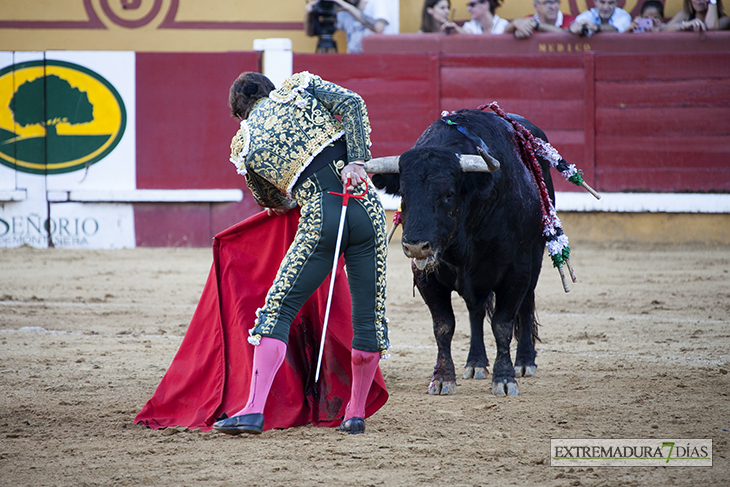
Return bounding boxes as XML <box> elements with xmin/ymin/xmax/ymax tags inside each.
<box><xmin>369</xmin><ymin>109</ymin><xmax>555</xmax><ymax>396</ymax></box>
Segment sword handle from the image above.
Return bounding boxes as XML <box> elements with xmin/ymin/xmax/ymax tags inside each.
<box><xmin>329</xmin><ymin>178</ymin><xmax>368</xmax><ymax>205</ymax></box>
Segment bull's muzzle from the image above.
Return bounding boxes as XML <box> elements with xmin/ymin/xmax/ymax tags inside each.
<box><xmin>402</xmin><ymin>241</ymin><xmax>438</xmax><ymax>271</ymax></box>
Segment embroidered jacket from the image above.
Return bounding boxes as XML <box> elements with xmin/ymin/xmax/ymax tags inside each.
<box><xmin>230</xmin><ymin>71</ymin><xmax>372</xmax><ymax>209</ymax></box>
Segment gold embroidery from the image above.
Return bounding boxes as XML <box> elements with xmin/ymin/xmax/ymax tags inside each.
<box><xmin>359</xmin><ymin>177</ymin><xmax>390</xmax><ymax>352</ymax></box>
<box><xmin>252</xmin><ymin>168</ymin><xmax>389</xmax><ymax>353</ymax></box>
<box><xmin>254</xmin><ymin>177</ymin><xmax>323</xmax><ymax>335</ymax></box>
<box><xmin>229</xmin><ymin>121</ymin><xmax>249</xmax><ymax>175</ymax></box>
<box><xmin>235</xmin><ymin>72</ymin><xmax>373</xmax><ymax>201</ymax></box>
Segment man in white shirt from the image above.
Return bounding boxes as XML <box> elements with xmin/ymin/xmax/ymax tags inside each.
<box><xmin>569</xmin><ymin>0</ymin><xmax>632</xmax><ymax>35</ymax></box>
<box><xmin>504</xmin><ymin>0</ymin><xmax>575</xmax><ymax>38</ymax></box>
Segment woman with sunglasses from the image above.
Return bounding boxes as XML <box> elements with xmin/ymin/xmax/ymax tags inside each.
<box><xmin>462</xmin><ymin>0</ymin><xmax>509</xmax><ymax>34</ymax></box>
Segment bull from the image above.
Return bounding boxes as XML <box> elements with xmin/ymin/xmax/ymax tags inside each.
<box><xmin>365</xmin><ymin>108</ymin><xmax>555</xmax><ymax>396</ymax></box>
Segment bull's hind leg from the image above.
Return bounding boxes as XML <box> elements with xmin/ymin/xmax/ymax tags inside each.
<box><xmin>490</xmin><ymin>315</ymin><xmax>519</xmax><ymax>396</ymax></box>
<box><xmin>463</xmin><ymin>299</ymin><xmax>489</xmax><ymax>380</ymax></box>
<box><xmin>491</xmin><ymin>276</ymin><xmax>531</xmax><ymax>396</ymax></box>
<box><xmin>514</xmin><ymin>289</ymin><xmax>538</xmax><ymax>378</ymax></box>
<box><xmin>415</xmin><ymin>270</ymin><xmax>458</xmax><ymax>395</ymax></box>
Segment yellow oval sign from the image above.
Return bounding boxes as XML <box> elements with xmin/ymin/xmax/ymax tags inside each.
<box><xmin>0</xmin><ymin>59</ymin><xmax>126</xmax><ymax>175</ymax></box>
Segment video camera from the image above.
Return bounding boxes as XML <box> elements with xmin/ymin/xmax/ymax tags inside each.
<box><xmin>310</xmin><ymin>0</ymin><xmax>338</xmax><ymax>53</ymax></box>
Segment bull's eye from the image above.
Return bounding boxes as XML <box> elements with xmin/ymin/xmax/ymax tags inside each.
<box><xmin>443</xmin><ymin>191</ymin><xmax>455</xmax><ymax>203</ymax></box>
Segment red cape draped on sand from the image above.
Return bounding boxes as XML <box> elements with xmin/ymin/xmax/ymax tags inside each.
<box><xmin>134</xmin><ymin>209</ymin><xmax>388</xmax><ymax>432</ymax></box>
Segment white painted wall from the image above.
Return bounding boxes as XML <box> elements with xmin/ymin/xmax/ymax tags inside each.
<box><xmin>0</xmin><ymin>51</ymin><xmax>136</xmax><ymax>249</ymax></box>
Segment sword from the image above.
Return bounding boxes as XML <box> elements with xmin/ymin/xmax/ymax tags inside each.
<box><xmin>314</xmin><ymin>176</ymin><xmax>367</xmax><ymax>383</ymax></box>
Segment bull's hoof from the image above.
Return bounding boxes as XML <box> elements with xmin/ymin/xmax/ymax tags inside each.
<box><xmin>463</xmin><ymin>366</ymin><xmax>489</xmax><ymax>380</ymax></box>
<box><xmin>492</xmin><ymin>378</ymin><xmax>519</xmax><ymax>396</ymax></box>
<box><xmin>428</xmin><ymin>378</ymin><xmax>457</xmax><ymax>395</ymax></box>
<box><xmin>514</xmin><ymin>364</ymin><xmax>537</xmax><ymax>377</ymax></box>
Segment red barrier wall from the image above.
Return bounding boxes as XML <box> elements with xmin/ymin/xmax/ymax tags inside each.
<box><xmin>132</xmin><ymin>33</ymin><xmax>729</xmax><ymax>245</ymax></box>
<box><xmin>134</xmin><ymin>52</ymin><xmax>262</xmax><ymax>246</ymax></box>
<box><xmin>437</xmin><ymin>53</ymin><xmax>589</xmax><ymax>193</ymax></box>
<box><xmin>294</xmin><ymin>53</ymin><xmax>442</xmax><ymax>158</ymax></box>
<box><xmin>136</xmin><ymin>52</ymin><xmax>261</xmax><ymax>190</ymax></box>
<box><xmin>593</xmin><ymin>52</ymin><xmax>730</xmax><ymax>192</ymax></box>
<box><xmin>363</xmin><ymin>32</ymin><xmax>730</xmax><ymax>193</ymax></box>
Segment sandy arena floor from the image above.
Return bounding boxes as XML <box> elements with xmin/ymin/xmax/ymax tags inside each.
<box><xmin>1</xmin><ymin>239</ymin><xmax>729</xmax><ymax>486</ymax></box>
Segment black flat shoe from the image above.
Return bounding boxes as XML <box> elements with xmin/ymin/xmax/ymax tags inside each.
<box><xmin>339</xmin><ymin>417</ymin><xmax>365</xmax><ymax>435</ymax></box>
<box><xmin>213</xmin><ymin>413</ymin><xmax>264</xmax><ymax>435</ymax></box>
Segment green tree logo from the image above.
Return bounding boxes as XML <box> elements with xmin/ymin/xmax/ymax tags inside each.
<box><xmin>0</xmin><ymin>60</ymin><xmax>126</xmax><ymax>175</ymax></box>
<box><xmin>10</xmin><ymin>74</ymin><xmax>94</xmax><ymax>139</ymax></box>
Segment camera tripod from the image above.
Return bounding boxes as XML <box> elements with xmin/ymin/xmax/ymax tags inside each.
<box><xmin>316</xmin><ymin>34</ymin><xmax>338</xmax><ymax>53</ymax></box>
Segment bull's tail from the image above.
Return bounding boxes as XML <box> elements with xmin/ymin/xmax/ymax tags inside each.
<box><xmin>515</xmin><ymin>310</ymin><xmax>541</xmax><ymax>344</ymax></box>
<box><xmin>485</xmin><ymin>291</ymin><xmax>495</xmax><ymax>322</ymax></box>
<box><xmin>513</xmin><ymin>296</ymin><xmax>541</xmax><ymax>346</ymax></box>
<box><xmin>485</xmin><ymin>292</ymin><xmax>540</xmax><ymax>344</ymax></box>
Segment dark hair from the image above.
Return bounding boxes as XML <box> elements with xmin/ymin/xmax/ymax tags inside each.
<box><xmin>229</xmin><ymin>72</ymin><xmax>275</xmax><ymax>119</ymax></box>
<box><xmin>683</xmin><ymin>0</ymin><xmax>725</xmax><ymax>17</ymax></box>
<box><xmin>486</xmin><ymin>0</ymin><xmax>502</xmax><ymax>15</ymax></box>
<box><xmin>421</xmin><ymin>0</ymin><xmax>450</xmax><ymax>33</ymax></box>
<box><xmin>640</xmin><ymin>0</ymin><xmax>664</xmax><ymax>18</ymax></box>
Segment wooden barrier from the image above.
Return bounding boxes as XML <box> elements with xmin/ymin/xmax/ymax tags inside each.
<box><xmin>362</xmin><ymin>32</ymin><xmax>730</xmax><ymax>193</ymax></box>
<box><xmin>135</xmin><ymin>34</ymin><xmax>730</xmax><ymax>195</ymax></box>
<box><xmin>136</xmin><ymin>51</ymin><xmax>261</xmax><ymax>190</ymax></box>
<box><xmin>131</xmin><ymin>33</ymin><xmax>729</xmax><ymax>245</ymax></box>
<box><xmin>134</xmin><ymin>51</ymin><xmax>262</xmax><ymax>246</ymax></box>
<box><xmin>294</xmin><ymin>53</ymin><xmax>442</xmax><ymax>158</ymax></box>
<box><xmin>593</xmin><ymin>52</ymin><xmax>730</xmax><ymax>192</ymax></box>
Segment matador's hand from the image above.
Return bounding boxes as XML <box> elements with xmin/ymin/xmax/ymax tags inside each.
<box><xmin>266</xmin><ymin>207</ymin><xmax>289</xmax><ymax>216</ymax></box>
<box><xmin>341</xmin><ymin>162</ymin><xmax>367</xmax><ymax>191</ymax></box>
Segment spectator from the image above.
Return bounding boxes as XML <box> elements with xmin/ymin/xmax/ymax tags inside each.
<box><xmin>504</xmin><ymin>0</ymin><xmax>576</xmax><ymax>38</ymax></box>
<box><xmin>420</xmin><ymin>0</ymin><xmax>462</xmax><ymax>33</ymax></box>
<box><xmin>663</xmin><ymin>0</ymin><xmax>729</xmax><ymax>31</ymax></box>
<box><xmin>305</xmin><ymin>0</ymin><xmax>398</xmax><ymax>53</ymax></box>
<box><xmin>628</xmin><ymin>0</ymin><xmax>665</xmax><ymax>32</ymax></box>
<box><xmin>462</xmin><ymin>0</ymin><xmax>509</xmax><ymax>34</ymax></box>
<box><xmin>568</xmin><ymin>0</ymin><xmax>632</xmax><ymax>35</ymax></box>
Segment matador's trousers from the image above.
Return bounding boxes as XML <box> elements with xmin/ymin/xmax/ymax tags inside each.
<box><xmin>250</xmin><ymin>158</ymin><xmax>389</xmax><ymax>353</ymax></box>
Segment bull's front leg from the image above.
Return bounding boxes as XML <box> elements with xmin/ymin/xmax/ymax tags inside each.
<box><xmin>414</xmin><ymin>269</ymin><xmax>458</xmax><ymax>395</ymax></box>
<box><xmin>430</xmin><ymin>306</ymin><xmax>457</xmax><ymax>395</ymax></box>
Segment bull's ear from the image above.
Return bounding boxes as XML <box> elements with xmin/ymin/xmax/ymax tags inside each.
<box><xmin>371</xmin><ymin>173</ymin><xmax>399</xmax><ymax>194</ymax></box>
<box><xmin>459</xmin><ymin>153</ymin><xmax>500</xmax><ymax>173</ymax></box>
<box><xmin>363</xmin><ymin>156</ymin><xmax>400</xmax><ymax>173</ymax></box>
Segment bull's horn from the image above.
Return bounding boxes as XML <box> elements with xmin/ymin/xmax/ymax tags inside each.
<box><xmin>363</xmin><ymin>156</ymin><xmax>400</xmax><ymax>173</ymax></box>
<box><xmin>459</xmin><ymin>153</ymin><xmax>500</xmax><ymax>172</ymax></box>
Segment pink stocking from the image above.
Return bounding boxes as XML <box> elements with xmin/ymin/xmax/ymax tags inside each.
<box><xmin>344</xmin><ymin>349</ymin><xmax>381</xmax><ymax>420</ymax></box>
<box><xmin>233</xmin><ymin>337</ymin><xmax>287</xmax><ymax>416</ymax></box>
